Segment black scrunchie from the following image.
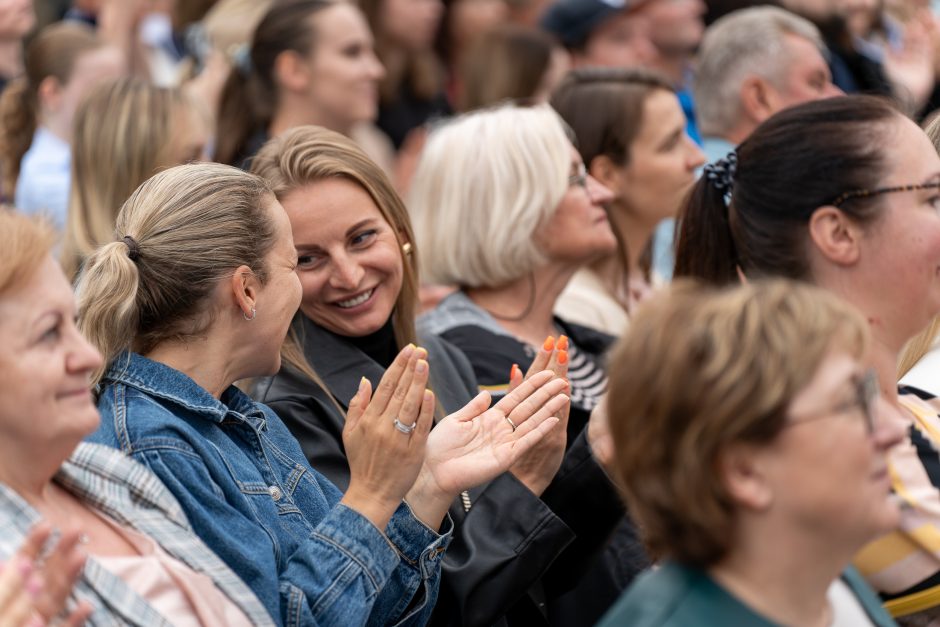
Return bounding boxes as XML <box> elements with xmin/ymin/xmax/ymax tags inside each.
<box><xmin>122</xmin><ymin>235</ymin><xmax>141</xmax><ymax>262</ymax></box>
<box><xmin>703</xmin><ymin>151</ymin><xmax>737</xmax><ymax>195</ymax></box>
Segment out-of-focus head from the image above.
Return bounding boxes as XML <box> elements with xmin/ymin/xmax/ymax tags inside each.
<box><xmin>409</xmin><ymin>103</ymin><xmax>616</xmax><ymax>288</ymax></box>
<box><xmin>0</xmin><ymin>212</ymin><xmax>103</xmax><ymax>458</ymax></box>
<box><xmin>362</xmin><ymin>0</ymin><xmax>444</xmax><ymax>52</ymax></box>
<box><xmin>251</xmin><ymin>125</ymin><xmax>418</xmax><ymax>342</ymax></box>
<box><xmin>216</xmin><ymin>0</ymin><xmax>384</xmax><ymax>164</ymax></box>
<box><xmin>675</xmin><ymin>95</ymin><xmax>940</xmax><ymax>344</ymax></box>
<box><xmin>636</xmin><ymin>0</ymin><xmax>706</xmax><ymax>58</ymax></box>
<box><xmin>0</xmin><ymin>22</ymin><xmax>122</xmax><ymax>191</ymax></box>
<box><xmin>459</xmin><ymin>24</ymin><xmax>569</xmax><ymax>112</ymax></box>
<box><xmin>76</xmin><ymin>163</ymin><xmax>301</xmax><ymax>385</ymax></box>
<box><xmin>608</xmin><ymin>279</ymin><xmax>900</xmax><ymax>568</ymax></box>
<box><xmin>0</xmin><ymin>0</ymin><xmax>34</xmax><ymax>40</ymax></box>
<box><xmin>540</xmin><ymin>0</ymin><xmax>657</xmax><ymax>68</ymax></box>
<box><xmin>694</xmin><ymin>6</ymin><xmax>840</xmax><ymax>143</ymax></box>
<box><xmin>552</xmin><ymin>66</ymin><xmax>705</xmax><ymax>224</ymax></box>
<box><xmin>63</xmin><ymin>77</ymin><xmax>207</xmax><ymax>280</ymax></box>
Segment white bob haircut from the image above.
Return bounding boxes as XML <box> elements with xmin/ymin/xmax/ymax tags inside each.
<box><xmin>693</xmin><ymin>6</ymin><xmax>824</xmax><ymax>138</ymax></box>
<box><xmin>408</xmin><ymin>103</ymin><xmax>570</xmax><ymax>288</ymax></box>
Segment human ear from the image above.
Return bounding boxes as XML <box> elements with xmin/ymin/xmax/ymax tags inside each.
<box><xmin>739</xmin><ymin>77</ymin><xmax>775</xmax><ymax>125</ymax></box>
<box><xmin>589</xmin><ymin>155</ymin><xmax>624</xmax><ymax>197</ymax></box>
<box><xmin>229</xmin><ymin>265</ymin><xmax>261</xmax><ymax>319</ymax></box>
<box><xmin>37</xmin><ymin>76</ymin><xmax>63</xmax><ymax>113</ymax></box>
<box><xmin>272</xmin><ymin>50</ymin><xmax>311</xmax><ymax>92</ymax></box>
<box><xmin>718</xmin><ymin>444</ymin><xmax>774</xmax><ymax>512</ymax></box>
<box><xmin>807</xmin><ymin>206</ymin><xmax>862</xmax><ymax>266</ymax></box>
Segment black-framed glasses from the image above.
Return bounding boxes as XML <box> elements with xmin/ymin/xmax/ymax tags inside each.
<box><xmin>787</xmin><ymin>368</ymin><xmax>879</xmax><ymax>433</ymax></box>
<box><xmin>569</xmin><ymin>162</ymin><xmax>588</xmax><ymax>189</ymax></box>
<box><xmin>831</xmin><ymin>182</ymin><xmax>940</xmax><ymax>207</ymax></box>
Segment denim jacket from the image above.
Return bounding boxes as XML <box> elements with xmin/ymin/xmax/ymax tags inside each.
<box><xmin>88</xmin><ymin>352</ymin><xmax>452</xmax><ymax>627</ymax></box>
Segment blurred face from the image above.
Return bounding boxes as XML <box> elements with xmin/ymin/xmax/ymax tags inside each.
<box><xmin>0</xmin><ymin>0</ymin><xmax>34</xmax><ymax>40</ymax></box>
<box><xmin>756</xmin><ymin>351</ymin><xmax>902</xmax><ymax>545</ymax></box>
<box><xmin>535</xmin><ymin>145</ymin><xmax>618</xmax><ymax>265</ymax></box>
<box><xmin>383</xmin><ymin>0</ymin><xmax>444</xmax><ymax>51</ymax></box>
<box><xmin>766</xmin><ymin>34</ymin><xmax>842</xmax><ymax>112</ymax></box>
<box><xmin>251</xmin><ymin>198</ymin><xmax>303</xmax><ymax>375</ymax></box>
<box><xmin>575</xmin><ymin>12</ymin><xmax>657</xmax><ymax>69</ymax></box>
<box><xmin>0</xmin><ymin>255</ymin><xmax>103</xmax><ymax>453</ymax></box>
<box><xmin>639</xmin><ymin>0</ymin><xmax>706</xmax><ymax>56</ymax></box>
<box><xmin>281</xmin><ymin>179</ymin><xmax>404</xmax><ymax>338</ymax></box>
<box><xmin>303</xmin><ymin>5</ymin><xmax>386</xmax><ymax>131</ymax></box>
<box><xmin>852</xmin><ymin>116</ymin><xmax>940</xmax><ymax>340</ymax></box>
<box><xmin>614</xmin><ymin>90</ymin><xmax>705</xmax><ymax>225</ymax></box>
<box><xmin>447</xmin><ymin>0</ymin><xmax>509</xmax><ymax>53</ymax></box>
<box><xmin>55</xmin><ymin>45</ymin><xmax>125</xmax><ymax>134</ymax></box>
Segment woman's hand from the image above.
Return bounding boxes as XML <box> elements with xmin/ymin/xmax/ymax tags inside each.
<box><xmin>507</xmin><ymin>335</ymin><xmax>571</xmax><ymax>495</ymax></box>
<box><xmin>340</xmin><ymin>344</ymin><xmax>435</xmax><ymax>531</ymax></box>
<box><xmin>587</xmin><ymin>396</ymin><xmax>615</xmax><ymax>472</ymax></box>
<box><xmin>406</xmin><ymin>371</ymin><xmax>567</xmax><ymax>527</ymax></box>
<box><xmin>0</xmin><ymin>523</ymin><xmax>92</xmax><ymax>627</ymax></box>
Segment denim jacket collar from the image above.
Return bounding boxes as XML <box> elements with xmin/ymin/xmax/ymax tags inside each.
<box><xmin>102</xmin><ymin>352</ymin><xmax>261</xmax><ymax>424</ymax></box>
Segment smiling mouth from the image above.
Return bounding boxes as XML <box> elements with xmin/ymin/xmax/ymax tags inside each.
<box><xmin>335</xmin><ymin>289</ymin><xmax>374</xmax><ymax>309</ymax></box>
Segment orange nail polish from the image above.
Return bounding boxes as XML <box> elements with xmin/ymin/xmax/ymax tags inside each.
<box><xmin>557</xmin><ymin>335</ymin><xmax>569</xmax><ymax>351</ymax></box>
<box><xmin>557</xmin><ymin>350</ymin><xmax>568</xmax><ymax>365</ymax></box>
<box><xmin>543</xmin><ymin>336</ymin><xmax>555</xmax><ymax>351</ymax></box>
<box><xmin>510</xmin><ymin>364</ymin><xmax>520</xmax><ymax>379</ymax></box>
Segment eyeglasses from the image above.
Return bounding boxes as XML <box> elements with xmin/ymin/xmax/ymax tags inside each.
<box><xmin>831</xmin><ymin>182</ymin><xmax>940</xmax><ymax>207</ymax></box>
<box><xmin>569</xmin><ymin>163</ymin><xmax>588</xmax><ymax>189</ymax></box>
<box><xmin>787</xmin><ymin>368</ymin><xmax>879</xmax><ymax>434</ymax></box>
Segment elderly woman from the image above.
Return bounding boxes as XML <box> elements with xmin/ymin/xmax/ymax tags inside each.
<box><xmin>0</xmin><ymin>210</ymin><xmax>273</xmax><ymax>626</ymax></box>
<box><xmin>600</xmin><ymin>280</ymin><xmax>901</xmax><ymax>625</ymax></box>
<box><xmin>674</xmin><ymin>94</ymin><xmax>940</xmax><ymax>621</ymax></box>
<box><xmin>410</xmin><ymin>103</ymin><xmax>649</xmax><ymax>623</ymax></box>
<box><xmin>75</xmin><ymin>162</ymin><xmax>563</xmax><ymax>626</ymax></box>
<box><xmin>249</xmin><ymin>124</ymin><xmax>618</xmax><ymax>626</ymax></box>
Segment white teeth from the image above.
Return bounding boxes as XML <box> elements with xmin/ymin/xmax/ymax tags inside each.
<box><xmin>337</xmin><ymin>289</ymin><xmax>373</xmax><ymax>308</ymax></box>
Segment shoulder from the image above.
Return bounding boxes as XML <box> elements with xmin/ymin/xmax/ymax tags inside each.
<box><xmin>598</xmin><ymin>563</ymin><xmax>776</xmax><ymax>627</ymax></box>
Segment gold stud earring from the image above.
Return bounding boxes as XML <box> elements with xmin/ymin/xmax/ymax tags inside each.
<box><xmin>402</xmin><ymin>242</ymin><xmax>413</xmax><ymax>255</ymax></box>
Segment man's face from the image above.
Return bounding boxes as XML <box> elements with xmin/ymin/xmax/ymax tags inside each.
<box><xmin>766</xmin><ymin>33</ymin><xmax>842</xmax><ymax>112</ymax></box>
<box><xmin>639</xmin><ymin>0</ymin><xmax>706</xmax><ymax>56</ymax></box>
<box><xmin>573</xmin><ymin>11</ymin><xmax>657</xmax><ymax>68</ymax></box>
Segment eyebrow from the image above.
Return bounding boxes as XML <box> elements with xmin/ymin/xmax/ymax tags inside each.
<box><xmin>294</xmin><ymin>219</ymin><xmax>378</xmax><ymax>253</ymax></box>
<box><xmin>346</xmin><ymin>218</ymin><xmax>376</xmax><ymax>236</ymax></box>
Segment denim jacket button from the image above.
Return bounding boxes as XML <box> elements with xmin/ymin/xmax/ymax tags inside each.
<box><xmin>268</xmin><ymin>485</ymin><xmax>283</xmax><ymax>501</ymax></box>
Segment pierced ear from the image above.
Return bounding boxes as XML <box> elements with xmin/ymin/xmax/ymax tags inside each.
<box><xmin>808</xmin><ymin>206</ymin><xmax>861</xmax><ymax>266</ymax></box>
<box><xmin>718</xmin><ymin>443</ymin><xmax>774</xmax><ymax>512</ymax></box>
<box><xmin>589</xmin><ymin>155</ymin><xmax>623</xmax><ymax>196</ymax></box>
<box><xmin>229</xmin><ymin>265</ymin><xmax>260</xmax><ymax>320</ymax></box>
<box><xmin>273</xmin><ymin>50</ymin><xmax>310</xmax><ymax>92</ymax></box>
<box><xmin>739</xmin><ymin>77</ymin><xmax>775</xmax><ymax>125</ymax></box>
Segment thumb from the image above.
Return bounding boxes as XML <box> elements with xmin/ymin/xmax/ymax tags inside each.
<box><xmin>450</xmin><ymin>390</ymin><xmax>491</xmax><ymax>422</ymax></box>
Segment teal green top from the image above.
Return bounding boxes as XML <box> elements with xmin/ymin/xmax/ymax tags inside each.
<box><xmin>596</xmin><ymin>562</ymin><xmax>897</xmax><ymax>626</ymax></box>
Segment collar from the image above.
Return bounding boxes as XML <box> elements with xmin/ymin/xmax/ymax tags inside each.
<box><xmin>101</xmin><ymin>352</ymin><xmax>261</xmax><ymax>424</ymax></box>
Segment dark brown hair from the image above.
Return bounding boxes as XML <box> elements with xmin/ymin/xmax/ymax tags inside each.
<box><xmin>215</xmin><ymin>0</ymin><xmax>332</xmax><ymax>165</ymax></box>
<box><xmin>674</xmin><ymin>95</ymin><xmax>899</xmax><ymax>284</ymax></box>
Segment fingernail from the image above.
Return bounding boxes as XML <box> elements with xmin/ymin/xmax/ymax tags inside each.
<box><xmin>511</xmin><ymin>364</ymin><xmax>520</xmax><ymax>378</ymax></box>
<box><xmin>416</xmin><ymin>347</ymin><xmax>428</xmax><ymax>359</ymax></box>
<box><xmin>415</xmin><ymin>359</ymin><xmax>428</xmax><ymax>374</ymax></box>
<box><xmin>26</xmin><ymin>574</ymin><xmax>42</xmax><ymax>598</ymax></box>
<box><xmin>404</xmin><ymin>343</ymin><xmax>416</xmax><ymax>356</ymax></box>
<box><xmin>557</xmin><ymin>335</ymin><xmax>569</xmax><ymax>351</ymax></box>
<box><xmin>557</xmin><ymin>350</ymin><xmax>568</xmax><ymax>365</ymax></box>
<box><xmin>359</xmin><ymin>377</ymin><xmax>368</xmax><ymax>392</ymax></box>
<box><xmin>543</xmin><ymin>336</ymin><xmax>555</xmax><ymax>351</ymax></box>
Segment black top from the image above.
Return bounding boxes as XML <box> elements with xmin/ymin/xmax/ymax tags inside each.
<box><xmin>254</xmin><ymin>314</ymin><xmax>627</xmax><ymax>626</ymax></box>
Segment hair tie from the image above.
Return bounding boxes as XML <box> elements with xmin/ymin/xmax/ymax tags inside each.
<box><xmin>703</xmin><ymin>151</ymin><xmax>737</xmax><ymax>204</ymax></box>
<box><xmin>122</xmin><ymin>235</ymin><xmax>141</xmax><ymax>262</ymax></box>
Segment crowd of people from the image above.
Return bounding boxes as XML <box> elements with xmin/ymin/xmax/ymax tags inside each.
<box><xmin>1</xmin><ymin>0</ymin><xmax>940</xmax><ymax>625</ymax></box>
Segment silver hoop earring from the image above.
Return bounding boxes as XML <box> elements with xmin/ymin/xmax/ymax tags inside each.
<box><xmin>244</xmin><ymin>307</ymin><xmax>256</xmax><ymax>321</ymax></box>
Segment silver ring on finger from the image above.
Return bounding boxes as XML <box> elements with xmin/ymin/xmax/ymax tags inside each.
<box><xmin>393</xmin><ymin>417</ymin><xmax>417</xmax><ymax>434</ymax></box>
<box><xmin>505</xmin><ymin>416</ymin><xmax>517</xmax><ymax>432</ymax></box>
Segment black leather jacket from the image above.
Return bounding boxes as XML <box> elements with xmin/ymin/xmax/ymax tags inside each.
<box><xmin>253</xmin><ymin>315</ymin><xmax>626</xmax><ymax>626</ymax></box>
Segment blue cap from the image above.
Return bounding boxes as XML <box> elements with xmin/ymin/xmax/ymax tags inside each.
<box><xmin>540</xmin><ymin>0</ymin><xmax>631</xmax><ymax>49</ymax></box>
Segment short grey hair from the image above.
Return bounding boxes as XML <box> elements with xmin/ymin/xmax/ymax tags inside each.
<box><xmin>408</xmin><ymin>103</ymin><xmax>570</xmax><ymax>288</ymax></box>
<box><xmin>693</xmin><ymin>6</ymin><xmax>824</xmax><ymax>138</ymax></box>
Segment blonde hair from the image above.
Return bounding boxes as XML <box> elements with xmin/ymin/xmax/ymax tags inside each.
<box><xmin>408</xmin><ymin>103</ymin><xmax>570</xmax><ymax>287</ymax></box>
<box><xmin>899</xmin><ymin>114</ymin><xmax>940</xmax><ymax>379</ymax></box>
<box><xmin>62</xmin><ymin>78</ymin><xmax>192</xmax><ymax>280</ymax></box>
<box><xmin>76</xmin><ymin>163</ymin><xmax>276</xmax><ymax>385</ymax></box>
<box><xmin>608</xmin><ymin>279</ymin><xmax>869</xmax><ymax>567</ymax></box>
<box><xmin>0</xmin><ymin>211</ymin><xmax>55</xmax><ymax>295</ymax></box>
<box><xmin>0</xmin><ymin>22</ymin><xmax>102</xmax><ymax>194</ymax></box>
